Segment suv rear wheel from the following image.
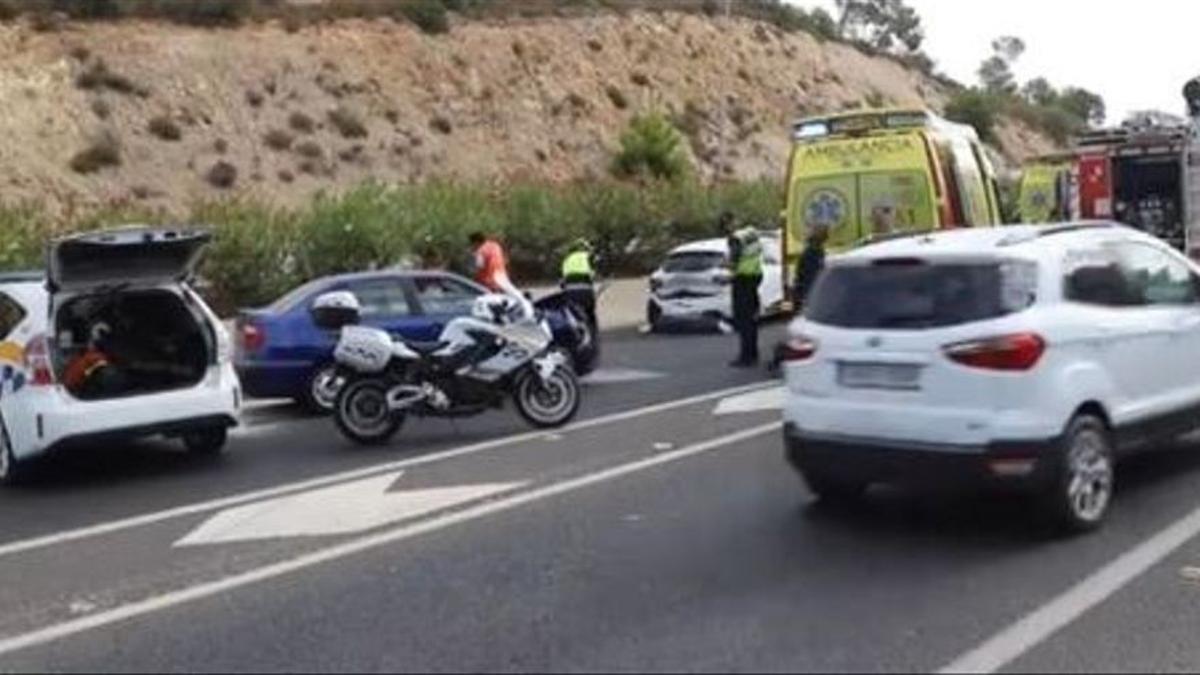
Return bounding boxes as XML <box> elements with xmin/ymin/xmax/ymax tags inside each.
<box><xmin>1043</xmin><ymin>414</ymin><xmax>1114</xmax><ymax>534</ymax></box>
<box><xmin>183</xmin><ymin>427</ymin><xmax>229</xmax><ymax>457</ymax></box>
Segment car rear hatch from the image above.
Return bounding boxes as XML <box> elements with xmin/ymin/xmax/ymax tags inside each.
<box><xmin>655</xmin><ymin>251</ymin><xmax>729</xmax><ymax>299</ymax></box>
<box><xmin>49</xmin><ymin>227</ymin><xmax>212</xmax><ymax>294</ymax></box>
<box><xmin>790</xmin><ymin>254</ymin><xmax>1040</xmax><ymax>437</ymax></box>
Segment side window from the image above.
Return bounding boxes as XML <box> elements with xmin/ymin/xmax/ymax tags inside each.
<box><xmin>1117</xmin><ymin>244</ymin><xmax>1197</xmax><ymax>306</ymax></box>
<box><xmin>1063</xmin><ymin>248</ymin><xmax>1139</xmax><ymax>307</ymax></box>
<box><xmin>1064</xmin><ymin>244</ymin><xmax>1198</xmax><ymax>307</ymax></box>
<box><xmin>0</xmin><ymin>293</ymin><xmax>25</xmax><ymax>339</ymax></box>
<box><xmin>412</xmin><ymin>276</ymin><xmax>481</xmax><ymax>316</ymax></box>
<box><xmin>347</xmin><ymin>280</ymin><xmax>411</xmax><ymax>318</ymax></box>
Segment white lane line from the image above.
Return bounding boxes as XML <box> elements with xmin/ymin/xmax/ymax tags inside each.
<box><xmin>0</xmin><ymin>421</ymin><xmax>780</xmax><ymax>658</ymax></box>
<box><xmin>0</xmin><ymin>381</ymin><xmax>774</xmax><ymax>561</ymax></box>
<box><xmin>941</xmin><ymin>504</ymin><xmax>1200</xmax><ymax>674</ymax></box>
<box><xmin>582</xmin><ymin>368</ymin><xmax>666</xmax><ymax>385</ymax></box>
<box><xmin>713</xmin><ymin>385</ymin><xmax>784</xmax><ymax>416</ymax></box>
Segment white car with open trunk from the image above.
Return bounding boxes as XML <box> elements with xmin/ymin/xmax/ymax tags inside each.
<box><xmin>0</xmin><ymin>227</ymin><xmax>241</xmax><ymax>483</ymax></box>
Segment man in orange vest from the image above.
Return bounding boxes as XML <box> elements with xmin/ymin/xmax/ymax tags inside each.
<box><xmin>469</xmin><ymin>231</ymin><xmax>518</xmax><ymax>296</ymax></box>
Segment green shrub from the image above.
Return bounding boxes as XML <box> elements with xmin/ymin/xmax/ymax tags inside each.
<box><xmin>193</xmin><ymin>200</ymin><xmax>302</xmax><ymax>314</ymax></box>
<box><xmin>944</xmin><ymin>88</ymin><xmax>1001</xmax><ymax>143</ymax></box>
<box><xmin>294</xmin><ymin>184</ymin><xmax>403</xmax><ymax>279</ymax></box>
<box><xmin>288</xmin><ymin>111</ymin><xmax>316</xmax><ymax>134</ymax></box>
<box><xmin>612</xmin><ymin>112</ymin><xmax>691</xmax><ymax>182</ymax></box>
<box><xmin>328</xmin><ymin>106</ymin><xmax>368</xmax><ymax>139</ymax></box>
<box><xmin>157</xmin><ymin>0</ymin><xmax>247</xmax><ymax>27</ymax></box>
<box><xmin>400</xmin><ymin>0</ymin><xmax>449</xmax><ymax>35</ymax></box>
<box><xmin>69</xmin><ymin>131</ymin><xmax>122</xmax><ymax>174</ymax></box>
<box><xmin>263</xmin><ymin>128</ymin><xmax>294</xmax><ymax>151</ymax></box>
<box><xmin>148</xmin><ymin>115</ymin><xmax>182</xmax><ymax>141</ymax></box>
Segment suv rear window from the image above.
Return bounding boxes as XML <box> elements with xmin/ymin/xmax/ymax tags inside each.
<box><xmin>662</xmin><ymin>252</ymin><xmax>725</xmax><ymax>273</ymax></box>
<box><xmin>806</xmin><ymin>260</ymin><xmax>1037</xmax><ymax>329</ymax></box>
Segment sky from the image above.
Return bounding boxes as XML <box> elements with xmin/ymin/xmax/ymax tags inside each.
<box><xmin>792</xmin><ymin>0</ymin><xmax>1200</xmax><ymax>124</ymax></box>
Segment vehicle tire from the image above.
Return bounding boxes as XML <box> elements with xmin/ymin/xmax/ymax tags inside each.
<box><xmin>514</xmin><ymin>365</ymin><xmax>582</xmax><ymax>429</ymax></box>
<box><xmin>299</xmin><ymin>364</ymin><xmax>342</xmax><ymax>415</ymax></box>
<box><xmin>1041</xmin><ymin>414</ymin><xmax>1115</xmax><ymax>534</ymax></box>
<box><xmin>183</xmin><ymin>427</ymin><xmax>228</xmax><ymax>457</ymax></box>
<box><xmin>0</xmin><ymin>420</ymin><xmax>26</xmax><ymax>486</ymax></box>
<box><xmin>801</xmin><ymin>468</ymin><xmax>868</xmax><ymax>505</ymax></box>
<box><xmin>646</xmin><ymin>301</ymin><xmax>662</xmax><ymax>334</ymax></box>
<box><xmin>571</xmin><ymin>320</ymin><xmax>600</xmax><ymax>377</ymax></box>
<box><xmin>335</xmin><ymin>377</ymin><xmax>404</xmax><ymax>446</ymax></box>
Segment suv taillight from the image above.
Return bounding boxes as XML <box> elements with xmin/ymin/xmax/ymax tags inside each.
<box><xmin>780</xmin><ymin>335</ymin><xmax>818</xmax><ymax>363</ymax></box>
<box><xmin>23</xmin><ymin>334</ymin><xmax>55</xmax><ymax>387</ymax></box>
<box><xmin>944</xmin><ymin>333</ymin><xmax>1045</xmax><ymax>372</ymax></box>
<box><xmin>241</xmin><ymin>323</ymin><xmax>266</xmax><ymax>353</ymax></box>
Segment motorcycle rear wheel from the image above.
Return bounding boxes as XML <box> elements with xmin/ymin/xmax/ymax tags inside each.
<box><xmin>335</xmin><ymin>377</ymin><xmax>405</xmax><ymax>446</ymax></box>
<box><xmin>514</xmin><ymin>366</ymin><xmax>582</xmax><ymax>429</ymax></box>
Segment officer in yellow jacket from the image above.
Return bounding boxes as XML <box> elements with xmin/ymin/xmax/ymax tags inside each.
<box><xmin>560</xmin><ymin>238</ymin><xmax>597</xmax><ymax>329</ymax></box>
<box><xmin>723</xmin><ymin>213</ymin><xmax>764</xmax><ymax>368</ymax></box>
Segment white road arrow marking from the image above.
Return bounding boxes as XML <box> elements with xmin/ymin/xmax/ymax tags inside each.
<box><xmin>713</xmin><ymin>385</ymin><xmax>784</xmax><ymax>416</ymax></box>
<box><xmin>174</xmin><ymin>472</ymin><xmax>526</xmax><ymax>547</ymax></box>
<box><xmin>582</xmin><ymin>368</ymin><xmax>666</xmax><ymax>385</ymax></box>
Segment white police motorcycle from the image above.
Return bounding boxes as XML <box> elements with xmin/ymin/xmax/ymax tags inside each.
<box><xmin>313</xmin><ymin>291</ymin><xmax>582</xmax><ymax>446</ymax></box>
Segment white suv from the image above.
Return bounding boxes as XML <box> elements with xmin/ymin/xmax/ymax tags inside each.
<box><xmin>0</xmin><ymin>228</ymin><xmax>241</xmax><ymax>483</ymax></box>
<box><xmin>781</xmin><ymin>223</ymin><xmax>1200</xmax><ymax>532</ymax></box>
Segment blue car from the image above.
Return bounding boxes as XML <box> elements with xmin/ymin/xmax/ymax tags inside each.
<box><xmin>235</xmin><ymin>270</ymin><xmax>598</xmax><ymax>412</ymax></box>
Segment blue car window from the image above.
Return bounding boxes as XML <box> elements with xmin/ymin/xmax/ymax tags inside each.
<box><xmin>412</xmin><ymin>276</ymin><xmax>480</xmax><ymax>315</ymax></box>
<box><xmin>348</xmin><ymin>280</ymin><xmax>412</xmax><ymax>318</ymax></box>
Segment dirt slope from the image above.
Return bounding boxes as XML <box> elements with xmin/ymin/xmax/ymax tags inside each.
<box><xmin>0</xmin><ymin>11</ymin><xmax>1058</xmax><ymax>213</ymax></box>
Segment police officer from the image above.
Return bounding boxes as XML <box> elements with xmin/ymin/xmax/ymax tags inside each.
<box><xmin>723</xmin><ymin>212</ymin><xmax>764</xmax><ymax>368</ymax></box>
<box><xmin>560</xmin><ymin>238</ymin><xmax>598</xmax><ymax>329</ymax></box>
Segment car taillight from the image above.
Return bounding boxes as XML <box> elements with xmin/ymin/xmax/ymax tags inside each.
<box><xmin>944</xmin><ymin>333</ymin><xmax>1045</xmax><ymax>372</ymax></box>
<box><xmin>780</xmin><ymin>335</ymin><xmax>819</xmax><ymax>363</ymax></box>
<box><xmin>241</xmin><ymin>323</ymin><xmax>266</xmax><ymax>352</ymax></box>
<box><xmin>23</xmin><ymin>334</ymin><xmax>55</xmax><ymax>387</ymax></box>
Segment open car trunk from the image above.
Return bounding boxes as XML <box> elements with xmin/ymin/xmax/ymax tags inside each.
<box><xmin>54</xmin><ymin>289</ymin><xmax>213</xmax><ymax>401</ymax></box>
<box><xmin>1114</xmin><ymin>155</ymin><xmax>1184</xmax><ymax>250</ymax></box>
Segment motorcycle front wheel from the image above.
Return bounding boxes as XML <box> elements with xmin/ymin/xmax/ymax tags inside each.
<box><xmin>514</xmin><ymin>365</ymin><xmax>582</xmax><ymax>429</ymax></box>
<box><xmin>334</xmin><ymin>377</ymin><xmax>405</xmax><ymax>446</ymax></box>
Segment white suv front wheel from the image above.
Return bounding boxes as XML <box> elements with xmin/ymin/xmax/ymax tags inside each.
<box><xmin>1044</xmin><ymin>414</ymin><xmax>1114</xmax><ymax>533</ymax></box>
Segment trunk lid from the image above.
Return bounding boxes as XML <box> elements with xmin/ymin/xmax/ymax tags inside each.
<box><xmin>49</xmin><ymin>227</ymin><xmax>212</xmax><ymax>294</ymax></box>
<box><xmin>791</xmin><ymin>255</ymin><xmax>1040</xmax><ymax>412</ymax></box>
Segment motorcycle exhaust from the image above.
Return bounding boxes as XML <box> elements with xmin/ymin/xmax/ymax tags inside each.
<box><xmin>387</xmin><ymin>385</ymin><xmax>428</xmax><ymax>411</ymax></box>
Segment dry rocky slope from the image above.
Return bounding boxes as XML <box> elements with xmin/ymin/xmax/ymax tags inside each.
<box><xmin>0</xmin><ymin>11</ymin><xmax>1057</xmax><ymax>214</ymax></box>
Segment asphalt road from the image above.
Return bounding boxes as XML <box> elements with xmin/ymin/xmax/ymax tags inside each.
<box><xmin>2</xmin><ymin>323</ymin><xmax>1200</xmax><ymax>672</ymax></box>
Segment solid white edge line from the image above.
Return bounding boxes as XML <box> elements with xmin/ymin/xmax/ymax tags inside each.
<box><xmin>0</xmin><ymin>421</ymin><xmax>782</xmax><ymax>658</ymax></box>
<box><xmin>0</xmin><ymin>381</ymin><xmax>774</xmax><ymax>561</ymax></box>
<box><xmin>940</xmin><ymin>504</ymin><xmax>1200</xmax><ymax>674</ymax></box>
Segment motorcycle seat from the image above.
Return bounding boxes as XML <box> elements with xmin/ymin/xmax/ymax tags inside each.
<box><xmin>405</xmin><ymin>340</ymin><xmax>448</xmax><ymax>355</ymax></box>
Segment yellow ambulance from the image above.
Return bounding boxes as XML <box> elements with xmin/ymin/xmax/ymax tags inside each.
<box><xmin>783</xmin><ymin>109</ymin><xmax>1003</xmax><ymax>299</ymax></box>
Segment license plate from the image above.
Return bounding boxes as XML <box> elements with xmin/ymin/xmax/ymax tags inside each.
<box><xmin>837</xmin><ymin>362</ymin><xmax>922</xmax><ymax>390</ymax></box>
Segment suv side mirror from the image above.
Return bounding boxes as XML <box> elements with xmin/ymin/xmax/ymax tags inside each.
<box><xmin>311</xmin><ymin>291</ymin><xmax>361</xmax><ymax>330</ymax></box>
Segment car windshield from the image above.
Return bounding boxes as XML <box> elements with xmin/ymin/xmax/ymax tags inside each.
<box><xmin>662</xmin><ymin>251</ymin><xmax>726</xmax><ymax>273</ymax></box>
<box><xmin>806</xmin><ymin>259</ymin><xmax>1037</xmax><ymax>329</ymax></box>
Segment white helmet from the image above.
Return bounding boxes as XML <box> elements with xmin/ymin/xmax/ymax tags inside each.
<box><xmin>472</xmin><ymin>293</ymin><xmax>525</xmax><ymax>325</ymax></box>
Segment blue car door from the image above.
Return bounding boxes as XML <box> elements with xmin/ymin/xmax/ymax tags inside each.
<box><xmin>344</xmin><ymin>277</ymin><xmax>435</xmax><ymax>342</ymax></box>
<box><xmin>406</xmin><ymin>274</ymin><xmax>484</xmax><ymax>338</ymax></box>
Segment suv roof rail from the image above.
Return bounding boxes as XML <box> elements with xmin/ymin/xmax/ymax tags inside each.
<box><xmin>1037</xmin><ymin>222</ymin><xmax>1117</xmax><ymax>238</ymax></box>
<box><xmin>0</xmin><ymin>270</ymin><xmax>44</xmax><ymax>284</ymax></box>
<box><xmin>856</xmin><ymin>229</ymin><xmax>937</xmax><ymax>248</ymax></box>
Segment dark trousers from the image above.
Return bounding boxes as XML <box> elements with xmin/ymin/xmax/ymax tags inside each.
<box><xmin>732</xmin><ymin>275</ymin><xmax>762</xmax><ymax>363</ymax></box>
<box><xmin>563</xmin><ymin>286</ymin><xmax>597</xmax><ymax>329</ymax></box>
